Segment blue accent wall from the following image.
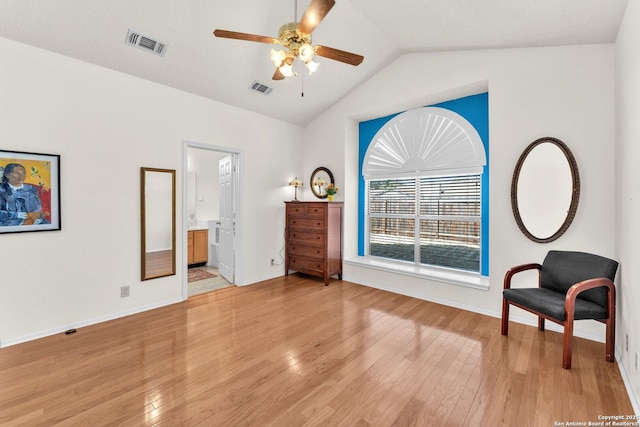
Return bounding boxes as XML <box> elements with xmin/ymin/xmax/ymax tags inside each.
<box><xmin>358</xmin><ymin>92</ymin><xmax>490</xmax><ymax>276</ymax></box>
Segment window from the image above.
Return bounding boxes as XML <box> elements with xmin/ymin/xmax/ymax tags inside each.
<box><xmin>367</xmin><ymin>174</ymin><xmax>481</xmax><ymax>272</ymax></box>
<box><xmin>361</xmin><ymin>103</ymin><xmax>488</xmax><ymax>275</ymax></box>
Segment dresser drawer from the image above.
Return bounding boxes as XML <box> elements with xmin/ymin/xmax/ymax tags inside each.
<box><xmin>287</xmin><ymin>244</ymin><xmax>325</xmax><ymax>260</ymax></box>
<box><xmin>288</xmin><ymin>217</ymin><xmax>325</xmax><ymax>230</ymax></box>
<box><xmin>288</xmin><ymin>230</ymin><xmax>325</xmax><ymax>247</ymax></box>
<box><xmin>287</xmin><ymin>204</ymin><xmax>325</xmax><ymax>217</ymax></box>
<box><xmin>303</xmin><ymin>204</ymin><xmax>325</xmax><ymax>216</ymax></box>
<box><xmin>288</xmin><ymin>256</ymin><xmax>324</xmax><ymax>274</ymax></box>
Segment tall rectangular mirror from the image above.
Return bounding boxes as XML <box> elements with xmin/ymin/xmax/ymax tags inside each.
<box><xmin>141</xmin><ymin>167</ymin><xmax>176</xmax><ymax>280</ymax></box>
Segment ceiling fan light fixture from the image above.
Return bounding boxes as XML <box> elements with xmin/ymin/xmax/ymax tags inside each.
<box><xmin>213</xmin><ymin>0</ymin><xmax>363</xmax><ymax>82</ymax></box>
<box><xmin>270</xmin><ymin>49</ymin><xmax>287</xmax><ymax>67</ymax></box>
<box><xmin>305</xmin><ymin>60</ymin><xmax>320</xmax><ymax>75</ymax></box>
<box><xmin>298</xmin><ymin>43</ymin><xmax>315</xmax><ymax>62</ymax></box>
<box><xmin>280</xmin><ymin>62</ymin><xmax>295</xmax><ymax>77</ymax></box>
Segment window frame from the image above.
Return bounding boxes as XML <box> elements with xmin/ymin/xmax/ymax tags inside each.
<box><xmin>358</xmin><ymin>98</ymin><xmax>489</xmax><ymax>280</ymax></box>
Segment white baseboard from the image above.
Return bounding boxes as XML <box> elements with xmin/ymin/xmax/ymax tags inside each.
<box><xmin>0</xmin><ymin>297</ymin><xmax>183</xmax><ymax>348</ymax></box>
<box><xmin>616</xmin><ymin>349</ymin><xmax>640</xmax><ymax>415</ymax></box>
<box><xmin>237</xmin><ymin>272</ymin><xmax>289</xmax><ymax>287</ymax></box>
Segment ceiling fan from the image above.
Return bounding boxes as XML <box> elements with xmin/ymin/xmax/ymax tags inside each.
<box><xmin>213</xmin><ymin>0</ymin><xmax>364</xmax><ymax>81</ymax></box>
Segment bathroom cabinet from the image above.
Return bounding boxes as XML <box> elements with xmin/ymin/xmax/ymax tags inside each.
<box><xmin>188</xmin><ymin>229</ymin><xmax>208</xmax><ymax>265</ymax></box>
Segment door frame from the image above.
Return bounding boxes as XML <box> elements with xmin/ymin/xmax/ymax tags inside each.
<box><xmin>182</xmin><ymin>140</ymin><xmax>243</xmax><ymax>299</ymax></box>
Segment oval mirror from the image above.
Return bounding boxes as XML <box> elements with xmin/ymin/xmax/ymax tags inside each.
<box><xmin>141</xmin><ymin>167</ymin><xmax>176</xmax><ymax>280</ymax></box>
<box><xmin>310</xmin><ymin>167</ymin><xmax>334</xmax><ymax>199</ymax></box>
<box><xmin>511</xmin><ymin>137</ymin><xmax>580</xmax><ymax>243</ymax></box>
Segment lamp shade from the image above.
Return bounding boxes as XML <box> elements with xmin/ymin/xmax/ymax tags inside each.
<box><xmin>271</xmin><ymin>49</ymin><xmax>286</xmax><ymax>67</ymax></box>
<box><xmin>298</xmin><ymin>43</ymin><xmax>315</xmax><ymax>62</ymax></box>
<box><xmin>306</xmin><ymin>60</ymin><xmax>320</xmax><ymax>75</ymax></box>
<box><xmin>289</xmin><ymin>177</ymin><xmax>303</xmax><ymax>187</ymax></box>
<box><xmin>280</xmin><ymin>62</ymin><xmax>295</xmax><ymax>77</ymax></box>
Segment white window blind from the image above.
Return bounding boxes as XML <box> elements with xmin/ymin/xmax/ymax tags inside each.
<box><xmin>367</xmin><ymin>174</ymin><xmax>481</xmax><ymax>272</ymax></box>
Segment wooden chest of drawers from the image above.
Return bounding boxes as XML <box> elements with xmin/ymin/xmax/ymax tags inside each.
<box><xmin>285</xmin><ymin>201</ymin><xmax>343</xmax><ymax>285</ymax></box>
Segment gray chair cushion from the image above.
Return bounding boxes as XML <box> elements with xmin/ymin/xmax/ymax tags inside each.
<box><xmin>503</xmin><ymin>288</ymin><xmax>608</xmax><ymax>322</ymax></box>
<box><xmin>540</xmin><ymin>251</ymin><xmax>618</xmax><ymax>308</ymax></box>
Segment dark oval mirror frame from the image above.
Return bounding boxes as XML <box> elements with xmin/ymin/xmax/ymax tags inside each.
<box><xmin>310</xmin><ymin>166</ymin><xmax>334</xmax><ymax>199</ymax></box>
<box><xmin>511</xmin><ymin>137</ymin><xmax>580</xmax><ymax>243</ymax></box>
<box><xmin>141</xmin><ymin>167</ymin><xmax>176</xmax><ymax>281</ymax></box>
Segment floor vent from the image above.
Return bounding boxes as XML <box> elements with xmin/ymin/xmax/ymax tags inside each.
<box><xmin>125</xmin><ymin>29</ymin><xmax>168</xmax><ymax>57</ymax></box>
<box><xmin>249</xmin><ymin>81</ymin><xmax>273</xmax><ymax>95</ymax></box>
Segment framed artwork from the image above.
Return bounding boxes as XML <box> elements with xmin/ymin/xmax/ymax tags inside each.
<box><xmin>0</xmin><ymin>150</ymin><xmax>61</xmax><ymax>233</ymax></box>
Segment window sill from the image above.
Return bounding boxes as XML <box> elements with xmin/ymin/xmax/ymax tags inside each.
<box><xmin>344</xmin><ymin>256</ymin><xmax>490</xmax><ymax>291</ymax></box>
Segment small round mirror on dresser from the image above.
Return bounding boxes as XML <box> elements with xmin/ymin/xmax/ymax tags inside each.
<box><xmin>511</xmin><ymin>137</ymin><xmax>580</xmax><ymax>243</ymax></box>
<box><xmin>310</xmin><ymin>167</ymin><xmax>334</xmax><ymax>199</ymax></box>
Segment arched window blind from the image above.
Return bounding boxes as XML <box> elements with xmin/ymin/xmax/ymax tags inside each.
<box><xmin>363</xmin><ymin>107</ymin><xmax>486</xmax><ymax>179</ymax></box>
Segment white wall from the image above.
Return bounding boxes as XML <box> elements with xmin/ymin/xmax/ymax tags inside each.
<box><xmin>187</xmin><ymin>147</ymin><xmax>227</xmax><ymax>222</ymax></box>
<box><xmin>303</xmin><ymin>44</ymin><xmax>617</xmax><ymax>341</ymax></box>
<box><xmin>615</xmin><ymin>0</ymin><xmax>640</xmax><ymax>411</ymax></box>
<box><xmin>0</xmin><ymin>37</ymin><xmax>302</xmax><ymax>346</ymax></box>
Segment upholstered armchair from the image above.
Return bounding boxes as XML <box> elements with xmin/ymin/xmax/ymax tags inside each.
<box><xmin>501</xmin><ymin>250</ymin><xmax>618</xmax><ymax>369</ymax></box>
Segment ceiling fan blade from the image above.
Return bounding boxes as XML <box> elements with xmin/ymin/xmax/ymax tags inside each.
<box><xmin>213</xmin><ymin>29</ymin><xmax>278</xmax><ymax>45</ymax></box>
<box><xmin>297</xmin><ymin>0</ymin><xmax>336</xmax><ymax>35</ymax></box>
<box><xmin>315</xmin><ymin>45</ymin><xmax>364</xmax><ymax>66</ymax></box>
<box><xmin>272</xmin><ymin>68</ymin><xmax>285</xmax><ymax>80</ymax></box>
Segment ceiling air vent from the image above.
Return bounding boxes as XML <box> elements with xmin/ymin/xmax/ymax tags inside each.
<box><xmin>249</xmin><ymin>81</ymin><xmax>273</xmax><ymax>95</ymax></box>
<box><xmin>125</xmin><ymin>29</ymin><xmax>167</xmax><ymax>57</ymax></box>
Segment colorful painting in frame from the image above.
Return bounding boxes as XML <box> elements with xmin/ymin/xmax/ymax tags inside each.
<box><xmin>0</xmin><ymin>150</ymin><xmax>61</xmax><ymax>233</ymax></box>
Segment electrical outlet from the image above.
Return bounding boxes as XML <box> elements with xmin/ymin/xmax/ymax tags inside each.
<box><xmin>270</xmin><ymin>258</ymin><xmax>275</xmax><ymax>266</ymax></box>
<box><xmin>626</xmin><ymin>334</ymin><xmax>629</xmax><ymax>352</ymax></box>
<box><xmin>121</xmin><ymin>285</ymin><xmax>130</xmax><ymax>298</ymax></box>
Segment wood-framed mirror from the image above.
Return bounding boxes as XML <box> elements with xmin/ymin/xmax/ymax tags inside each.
<box><xmin>141</xmin><ymin>167</ymin><xmax>176</xmax><ymax>280</ymax></box>
<box><xmin>511</xmin><ymin>137</ymin><xmax>580</xmax><ymax>243</ymax></box>
<box><xmin>310</xmin><ymin>166</ymin><xmax>334</xmax><ymax>199</ymax></box>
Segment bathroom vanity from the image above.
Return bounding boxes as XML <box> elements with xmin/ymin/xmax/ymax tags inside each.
<box><xmin>188</xmin><ymin>228</ymin><xmax>208</xmax><ymax>265</ymax></box>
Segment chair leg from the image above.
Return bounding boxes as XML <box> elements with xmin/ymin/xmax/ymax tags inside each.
<box><xmin>501</xmin><ymin>299</ymin><xmax>509</xmax><ymax>335</ymax></box>
<box><xmin>538</xmin><ymin>317</ymin><xmax>545</xmax><ymax>331</ymax></box>
<box><xmin>606</xmin><ymin>316</ymin><xmax>615</xmax><ymax>363</ymax></box>
<box><xmin>606</xmin><ymin>287</ymin><xmax>616</xmax><ymax>363</ymax></box>
<box><xmin>563</xmin><ymin>318</ymin><xmax>574</xmax><ymax>369</ymax></box>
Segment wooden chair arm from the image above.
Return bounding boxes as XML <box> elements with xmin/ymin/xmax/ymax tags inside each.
<box><xmin>565</xmin><ymin>277</ymin><xmax>616</xmax><ymax>314</ymax></box>
<box><xmin>503</xmin><ymin>263</ymin><xmax>542</xmax><ymax>290</ymax></box>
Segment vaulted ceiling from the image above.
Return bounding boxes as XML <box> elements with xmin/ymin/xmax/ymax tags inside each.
<box><xmin>0</xmin><ymin>0</ymin><xmax>629</xmax><ymax>126</ymax></box>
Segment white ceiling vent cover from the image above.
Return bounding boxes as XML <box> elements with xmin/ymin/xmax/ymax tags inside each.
<box><xmin>249</xmin><ymin>81</ymin><xmax>273</xmax><ymax>95</ymax></box>
<box><xmin>125</xmin><ymin>29</ymin><xmax>167</xmax><ymax>57</ymax></box>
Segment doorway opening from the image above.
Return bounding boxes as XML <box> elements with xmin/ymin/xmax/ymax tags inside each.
<box><xmin>182</xmin><ymin>141</ymin><xmax>242</xmax><ymax>299</ymax></box>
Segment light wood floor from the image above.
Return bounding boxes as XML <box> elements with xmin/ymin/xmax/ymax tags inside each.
<box><xmin>0</xmin><ymin>275</ymin><xmax>634</xmax><ymax>426</ymax></box>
